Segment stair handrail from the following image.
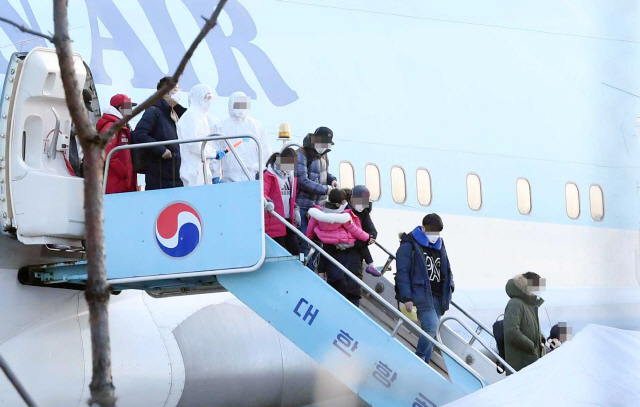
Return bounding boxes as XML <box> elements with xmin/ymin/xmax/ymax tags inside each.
<box><xmin>373</xmin><ymin>241</ymin><xmax>396</xmax><ymax>259</ymax></box>
<box><xmin>104</xmin><ymin>134</ymin><xmax>263</xmax><ymax>193</ymax></box>
<box><xmin>200</xmin><ymin>134</ymin><xmax>259</xmax><ymax>183</ymax></box>
<box><xmin>437</xmin><ymin>316</ymin><xmax>516</xmax><ymax>375</ymax></box>
<box><xmin>0</xmin><ymin>352</ymin><xmax>37</xmax><ymax>407</ymax></box>
<box><xmin>280</xmin><ymin>142</ymin><xmax>301</xmax><ymax>152</ymax></box>
<box><xmin>266</xmin><ymin>208</ymin><xmax>486</xmax><ymax>388</ymax></box>
<box><xmin>449</xmin><ymin>300</ymin><xmax>496</xmax><ymax>347</ymax></box>
<box><xmin>356</xmin><ymin>241</ymin><xmax>495</xmax><ymax>348</ymax></box>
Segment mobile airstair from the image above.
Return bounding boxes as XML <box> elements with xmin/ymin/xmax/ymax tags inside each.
<box><xmin>15</xmin><ymin>135</ymin><xmax>514</xmax><ymax>406</ymax></box>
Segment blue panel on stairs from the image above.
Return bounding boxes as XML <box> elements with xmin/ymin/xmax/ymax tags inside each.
<box><xmin>103</xmin><ymin>181</ymin><xmax>264</xmax><ymax>282</ymax></box>
<box><xmin>218</xmin><ymin>237</ymin><xmax>480</xmax><ymax>406</ymax></box>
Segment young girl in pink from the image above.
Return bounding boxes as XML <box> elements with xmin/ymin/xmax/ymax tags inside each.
<box><xmin>306</xmin><ymin>189</ymin><xmax>371</xmax><ymax>306</ymax></box>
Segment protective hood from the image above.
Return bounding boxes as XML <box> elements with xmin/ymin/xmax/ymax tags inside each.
<box><xmin>176</xmin><ymin>84</ymin><xmax>215</xmax><ymax>186</ymax></box>
<box><xmin>103</xmin><ymin>105</ymin><xmax>123</xmax><ymax>120</ymax></box>
<box><xmin>228</xmin><ymin>91</ymin><xmax>250</xmax><ymax>119</ymax></box>
<box><xmin>506</xmin><ymin>274</ymin><xmax>544</xmax><ymax>306</ymax></box>
<box><xmin>410</xmin><ymin>226</ymin><xmax>442</xmax><ymax>250</ymax></box>
<box><xmin>188</xmin><ymin>84</ymin><xmax>214</xmax><ymax>116</ymax></box>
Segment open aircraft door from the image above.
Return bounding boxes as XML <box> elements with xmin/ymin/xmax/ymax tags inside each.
<box><xmin>0</xmin><ymin>47</ymin><xmax>96</xmax><ymax>246</ymax></box>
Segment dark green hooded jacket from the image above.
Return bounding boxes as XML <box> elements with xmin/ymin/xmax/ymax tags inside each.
<box><xmin>504</xmin><ymin>274</ymin><xmax>545</xmax><ymax>374</ymax></box>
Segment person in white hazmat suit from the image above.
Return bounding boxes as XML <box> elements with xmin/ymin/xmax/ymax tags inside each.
<box><xmin>217</xmin><ymin>91</ymin><xmax>272</xmax><ymax>182</ymax></box>
<box><xmin>176</xmin><ymin>84</ymin><xmax>225</xmax><ymax>186</ymax></box>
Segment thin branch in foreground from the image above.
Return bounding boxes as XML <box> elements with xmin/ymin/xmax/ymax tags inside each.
<box><xmin>0</xmin><ymin>16</ymin><xmax>55</xmax><ymax>43</ymax></box>
<box><xmin>102</xmin><ymin>0</ymin><xmax>228</xmax><ymax>142</ymax></box>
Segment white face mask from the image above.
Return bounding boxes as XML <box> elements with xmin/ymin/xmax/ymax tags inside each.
<box><xmin>425</xmin><ymin>233</ymin><xmax>440</xmax><ymax>244</ymax></box>
<box><xmin>354</xmin><ymin>204</ymin><xmax>365</xmax><ymax>212</ymax></box>
<box><xmin>170</xmin><ymin>90</ymin><xmax>182</xmax><ymax>103</ymax></box>
<box><xmin>316</xmin><ymin>147</ymin><xmax>327</xmax><ymax>154</ymax></box>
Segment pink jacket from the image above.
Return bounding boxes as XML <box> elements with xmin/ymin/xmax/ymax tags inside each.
<box><xmin>306</xmin><ymin>205</ymin><xmax>370</xmax><ymax>245</ymax></box>
<box><xmin>264</xmin><ymin>169</ymin><xmax>297</xmax><ymax>238</ymax></box>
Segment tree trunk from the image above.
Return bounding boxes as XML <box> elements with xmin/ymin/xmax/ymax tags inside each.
<box><xmin>52</xmin><ymin>1</ymin><xmax>115</xmax><ymax>404</ymax></box>
<box><xmin>82</xmin><ymin>143</ymin><xmax>115</xmax><ymax>407</ymax></box>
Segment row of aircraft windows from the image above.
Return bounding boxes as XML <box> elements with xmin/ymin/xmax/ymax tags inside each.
<box><xmin>338</xmin><ymin>162</ymin><xmax>605</xmax><ymax>222</ymax></box>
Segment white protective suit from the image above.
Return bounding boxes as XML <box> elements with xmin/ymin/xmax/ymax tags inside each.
<box><xmin>217</xmin><ymin>91</ymin><xmax>272</xmax><ymax>182</ymax></box>
<box><xmin>207</xmin><ymin>114</ymin><xmax>222</xmax><ymax>180</ymax></box>
<box><xmin>176</xmin><ymin>84</ymin><xmax>219</xmax><ymax>186</ymax></box>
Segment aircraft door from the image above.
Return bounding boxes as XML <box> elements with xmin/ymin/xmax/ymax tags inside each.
<box><xmin>0</xmin><ymin>47</ymin><xmax>86</xmax><ymax>246</ymax></box>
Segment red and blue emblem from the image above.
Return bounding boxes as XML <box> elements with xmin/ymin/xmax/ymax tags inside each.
<box><xmin>155</xmin><ymin>202</ymin><xmax>202</xmax><ymax>258</ymax></box>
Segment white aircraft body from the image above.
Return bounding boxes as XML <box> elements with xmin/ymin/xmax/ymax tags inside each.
<box><xmin>0</xmin><ymin>0</ymin><xmax>639</xmax><ymax>405</ymax></box>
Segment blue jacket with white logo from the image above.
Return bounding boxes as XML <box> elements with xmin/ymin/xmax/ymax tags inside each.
<box><xmin>395</xmin><ymin>227</ymin><xmax>454</xmax><ymax>312</ymax></box>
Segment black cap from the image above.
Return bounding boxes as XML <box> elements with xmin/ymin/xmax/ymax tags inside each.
<box><xmin>312</xmin><ymin>126</ymin><xmax>334</xmax><ymax>145</ymax></box>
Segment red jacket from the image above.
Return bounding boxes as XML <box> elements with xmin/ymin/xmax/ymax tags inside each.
<box><xmin>98</xmin><ymin>114</ymin><xmax>137</xmax><ymax>194</ymax></box>
<box><xmin>306</xmin><ymin>205</ymin><xmax>370</xmax><ymax>245</ymax></box>
<box><xmin>264</xmin><ymin>169</ymin><xmax>297</xmax><ymax>238</ymax></box>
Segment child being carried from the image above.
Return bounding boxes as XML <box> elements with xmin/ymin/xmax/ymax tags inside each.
<box><xmin>306</xmin><ymin>189</ymin><xmax>371</xmax><ymax>250</ymax></box>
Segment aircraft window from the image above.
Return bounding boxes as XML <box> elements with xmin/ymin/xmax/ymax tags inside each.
<box><xmin>339</xmin><ymin>162</ymin><xmax>355</xmax><ymax>189</ymax></box>
<box><xmin>416</xmin><ymin>169</ymin><xmax>432</xmax><ymax>206</ymax></box>
<box><xmin>466</xmin><ymin>174</ymin><xmax>482</xmax><ymax>210</ymax></box>
<box><xmin>565</xmin><ymin>183</ymin><xmax>580</xmax><ymax>219</ymax></box>
<box><xmin>391</xmin><ymin>166</ymin><xmax>406</xmax><ymax>204</ymax></box>
<box><xmin>589</xmin><ymin>185</ymin><xmax>604</xmax><ymax>222</ymax></box>
<box><xmin>365</xmin><ymin>164</ymin><xmax>381</xmax><ymax>201</ymax></box>
<box><xmin>516</xmin><ymin>178</ymin><xmax>532</xmax><ymax>215</ymax></box>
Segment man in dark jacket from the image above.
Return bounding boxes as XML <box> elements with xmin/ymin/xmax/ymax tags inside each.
<box><xmin>296</xmin><ymin>127</ymin><xmax>338</xmax><ymax>268</ymax></box>
<box><xmin>504</xmin><ymin>272</ymin><xmax>545</xmax><ymax>374</ymax></box>
<box><xmin>132</xmin><ymin>76</ymin><xmax>187</xmax><ymax>190</ymax></box>
<box><xmin>395</xmin><ymin>214</ymin><xmax>454</xmax><ymax>363</ymax></box>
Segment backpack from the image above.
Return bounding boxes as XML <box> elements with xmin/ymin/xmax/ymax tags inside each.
<box><xmin>131</xmin><ymin>107</ymin><xmax>160</xmax><ymax>174</ymax></box>
<box><xmin>492</xmin><ymin>314</ymin><xmax>506</xmax><ymax>374</ymax></box>
<box><xmin>393</xmin><ymin>236</ymin><xmax>448</xmax><ymax>304</ymax></box>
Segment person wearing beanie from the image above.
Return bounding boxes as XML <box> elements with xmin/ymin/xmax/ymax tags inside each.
<box><xmin>395</xmin><ymin>213</ymin><xmax>455</xmax><ymax>363</ymax></box>
<box><xmin>347</xmin><ymin>185</ymin><xmax>381</xmax><ymax>277</ymax></box>
<box><xmin>306</xmin><ymin>189</ymin><xmax>372</xmax><ymax>306</ymax></box>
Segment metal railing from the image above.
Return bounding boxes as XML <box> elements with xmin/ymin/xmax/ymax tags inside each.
<box><xmin>200</xmin><ymin>134</ymin><xmax>262</xmax><ymax>183</ymax></box>
<box><xmin>266</xmin><ymin>208</ymin><xmax>486</xmax><ymax>388</ymax></box>
<box><xmin>373</xmin><ymin>241</ymin><xmax>396</xmax><ymax>274</ymax></box>
<box><xmin>436</xmin><ymin>316</ymin><xmax>516</xmax><ymax>375</ymax></box>
<box><xmin>0</xmin><ymin>353</ymin><xmax>36</xmax><ymax>407</ymax></box>
<box><xmin>280</xmin><ymin>142</ymin><xmax>301</xmax><ymax>152</ymax></box>
<box><xmin>450</xmin><ymin>300</ymin><xmax>495</xmax><ymax>346</ymax></box>
<box><xmin>104</xmin><ymin>133</ymin><xmax>262</xmax><ymax>193</ymax></box>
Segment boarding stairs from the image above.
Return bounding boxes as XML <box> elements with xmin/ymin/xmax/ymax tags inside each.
<box><xmin>16</xmin><ymin>135</ymin><xmax>514</xmax><ymax>406</ymax></box>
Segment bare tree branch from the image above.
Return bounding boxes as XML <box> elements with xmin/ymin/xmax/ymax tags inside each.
<box><xmin>48</xmin><ymin>1</ymin><xmax>229</xmax><ymax>405</ymax></box>
<box><xmin>102</xmin><ymin>0</ymin><xmax>229</xmax><ymax>142</ymax></box>
<box><xmin>0</xmin><ymin>16</ymin><xmax>55</xmax><ymax>43</ymax></box>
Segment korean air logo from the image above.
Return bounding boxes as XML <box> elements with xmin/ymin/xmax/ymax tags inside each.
<box><xmin>155</xmin><ymin>202</ymin><xmax>202</xmax><ymax>258</ymax></box>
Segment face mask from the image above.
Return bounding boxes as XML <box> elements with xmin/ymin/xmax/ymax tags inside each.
<box><xmin>170</xmin><ymin>90</ymin><xmax>182</xmax><ymax>103</ymax></box>
<box><xmin>316</xmin><ymin>147</ymin><xmax>327</xmax><ymax>154</ymax></box>
<box><xmin>425</xmin><ymin>233</ymin><xmax>440</xmax><ymax>244</ymax></box>
<box><xmin>233</xmin><ymin>109</ymin><xmax>247</xmax><ymax>119</ymax></box>
<box><xmin>354</xmin><ymin>204</ymin><xmax>365</xmax><ymax>212</ymax></box>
